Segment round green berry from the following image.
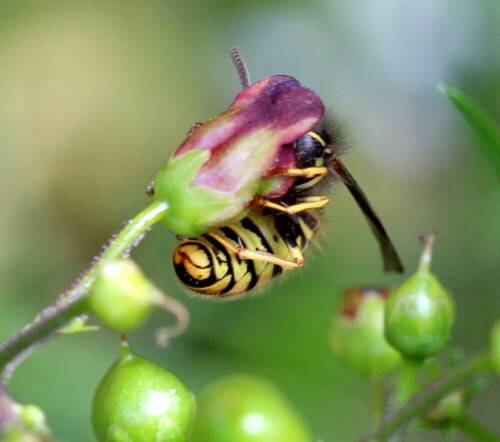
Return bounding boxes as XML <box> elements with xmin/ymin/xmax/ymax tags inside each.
<box><xmin>385</xmin><ymin>235</ymin><xmax>454</xmax><ymax>360</ymax></box>
<box><xmin>89</xmin><ymin>259</ymin><xmax>155</xmax><ymax>332</ymax></box>
<box><xmin>92</xmin><ymin>343</ymin><xmax>195</xmax><ymax>442</ymax></box>
<box><xmin>191</xmin><ymin>375</ymin><xmax>310</xmax><ymax>442</ymax></box>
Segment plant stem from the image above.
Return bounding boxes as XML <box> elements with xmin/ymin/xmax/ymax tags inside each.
<box><xmin>359</xmin><ymin>352</ymin><xmax>493</xmax><ymax>442</ymax></box>
<box><xmin>0</xmin><ymin>201</ymin><xmax>168</xmax><ymax>381</ymax></box>
<box><xmin>370</xmin><ymin>374</ymin><xmax>385</xmax><ymax>427</ymax></box>
<box><xmin>395</xmin><ymin>357</ymin><xmax>422</xmax><ymax>407</ymax></box>
<box><xmin>454</xmin><ymin>414</ymin><xmax>500</xmax><ymax>442</ymax></box>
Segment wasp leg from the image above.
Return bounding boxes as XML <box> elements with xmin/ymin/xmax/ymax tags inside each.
<box><xmin>206</xmin><ymin>232</ymin><xmax>304</xmax><ymax>269</ymax></box>
<box><xmin>251</xmin><ymin>195</ymin><xmax>330</xmax><ymax>215</ymax></box>
<box><xmin>266</xmin><ymin>166</ymin><xmax>328</xmax><ymax>179</ymax></box>
<box><xmin>237</xmin><ymin>246</ymin><xmax>304</xmax><ymax>269</ymax></box>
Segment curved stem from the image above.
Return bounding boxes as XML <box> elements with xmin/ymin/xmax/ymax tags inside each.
<box><xmin>0</xmin><ymin>201</ymin><xmax>168</xmax><ymax>381</ymax></box>
<box><xmin>359</xmin><ymin>353</ymin><xmax>493</xmax><ymax>442</ymax></box>
<box><xmin>153</xmin><ymin>290</ymin><xmax>191</xmax><ymax>348</ymax></box>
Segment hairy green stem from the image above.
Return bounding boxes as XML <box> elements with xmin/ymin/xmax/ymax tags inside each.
<box><xmin>370</xmin><ymin>374</ymin><xmax>385</xmax><ymax>427</ymax></box>
<box><xmin>454</xmin><ymin>414</ymin><xmax>500</xmax><ymax>442</ymax></box>
<box><xmin>359</xmin><ymin>353</ymin><xmax>493</xmax><ymax>442</ymax></box>
<box><xmin>0</xmin><ymin>201</ymin><xmax>168</xmax><ymax>381</ymax></box>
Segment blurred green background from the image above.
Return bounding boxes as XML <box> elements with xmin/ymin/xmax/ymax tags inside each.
<box><xmin>0</xmin><ymin>1</ymin><xmax>498</xmax><ymax>440</ymax></box>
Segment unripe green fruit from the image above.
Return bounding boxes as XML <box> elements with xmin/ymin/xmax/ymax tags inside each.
<box><xmin>385</xmin><ymin>235</ymin><xmax>454</xmax><ymax>360</ymax></box>
<box><xmin>89</xmin><ymin>259</ymin><xmax>156</xmax><ymax>332</ymax></box>
<box><xmin>385</xmin><ymin>272</ymin><xmax>454</xmax><ymax>359</ymax></box>
<box><xmin>92</xmin><ymin>343</ymin><xmax>195</xmax><ymax>442</ymax></box>
<box><xmin>331</xmin><ymin>287</ymin><xmax>401</xmax><ymax>374</ymax></box>
<box><xmin>191</xmin><ymin>375</ymin><xmax>310</xmax><ymax>442</ymax></box>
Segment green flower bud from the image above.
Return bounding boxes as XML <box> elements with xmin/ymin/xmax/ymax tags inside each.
<box><xmin>491</xmin><ymin>319</ymin><xmax>500</xmax><ymax>375</ymax></box>
<box><xmin>19</xmin><ymin>405</ymin><xmax>48</xmax><ymax>435</ymax></box>
<box><xmin>191</xmin><ymin>375</ymin><xmax>310</xmax><ymax>442</ymax></box>
<box><xmin>385</xmin><ymin>235</ymin><xmax>455</xmax><ymax>360</ymax></box>
<box><xmin>0</xmin><ymin>390</ymin><xmax>50</xmax><ymax>440</ymax></box>
<box><xmin>89</xmin><ymin>259</ymin><xmax>157</xmax><ymax>332</ymax></box>
<box><xmin>330</xmin><ymin>287</ymin><xmax>401</xmax><ymax>374</ymax></box>
<box><xmin>92</xmin><ymin>340</ymin><xmax>195</xmax><ymax>442</ymax></box>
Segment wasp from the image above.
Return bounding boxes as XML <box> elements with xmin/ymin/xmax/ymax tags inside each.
<box><xmin>172</xmin><ymin>48</ymin><xmax>403</xmax><ymax>297</ymax></box>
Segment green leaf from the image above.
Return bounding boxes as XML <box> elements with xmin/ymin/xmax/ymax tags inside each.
<box><xmin>439</xmin><ymin>82</ymin><xmax>500</xmax><ymax>180</ymax></box>
<box><xmin>59</xmin><ymin>316</ymin><xmax>99</xmax><ymax>334</ymax></box>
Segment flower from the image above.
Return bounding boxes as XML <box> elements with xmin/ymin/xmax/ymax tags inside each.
<box><xmin>154</xmin><ymin>75</ymin><xmax>324</xmax><ymax>237</ymax></box>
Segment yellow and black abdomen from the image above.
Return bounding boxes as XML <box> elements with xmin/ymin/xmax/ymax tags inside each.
<box><xmin>173</xmin><ymin>208</ymin><xmax>320</xmax><ymax>297</ymax></box>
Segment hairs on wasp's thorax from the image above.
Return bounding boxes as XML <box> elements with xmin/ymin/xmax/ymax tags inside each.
<box><xmin>290</xmin><ymin>117</ymin><xmax>347</xmax><ymax>196</ymax></box>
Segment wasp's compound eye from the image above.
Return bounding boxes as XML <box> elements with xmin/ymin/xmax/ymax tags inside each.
<box><xmin>294</xmin><ymin>131</ymin><xmax>327</xmax><ymax>168</ymax></box>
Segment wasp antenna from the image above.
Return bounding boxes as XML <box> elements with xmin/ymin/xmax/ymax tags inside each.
<box><xmin>230</xmin><ymin>47</ymin><xmax>251</xmax><ymax>89</ymax></box>
<box><xmin>330</xmin><ymin>156</ymin><xmax>404</xmax><ymax>273</ymax></box>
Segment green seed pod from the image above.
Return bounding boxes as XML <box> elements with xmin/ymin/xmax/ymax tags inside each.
<box><xmin>92</xmin><ymin>341</ymin><xmax>195</xmax><ymax>442</ymax></box>
<box><xmin>89</xmin><ymin>259</ymin><xmax>157</xmax><ymax>332</ymax></box>
<box><xmin>385</xmin><ymin>235</ymin><xmax>455</xmax><ymax>360</ymax></box>
<box><xmin>191</xmin><ymin>375</ymin><xmax>310</xmax><ymax>442</ymax></box>
<box><xmin>330</xmin><ymin>287</ymin><xmax>401</xmax><ymax>374</ymax></box>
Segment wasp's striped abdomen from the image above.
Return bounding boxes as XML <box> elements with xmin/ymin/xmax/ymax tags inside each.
<box><xmin>173</xmin><ymin>208</ymin><xmax>320</xmax><ymax>297</ymax></box>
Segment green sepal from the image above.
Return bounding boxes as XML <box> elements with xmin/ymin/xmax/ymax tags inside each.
<box><xmin>59</xmin><ymin>316</ymin><xmax>99</xmax><ymax>334</ymax></box>
<box><xmin>154</xmin><ymin>149</ymin><xmax>243</xmax><ymax>237</ymax></box>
